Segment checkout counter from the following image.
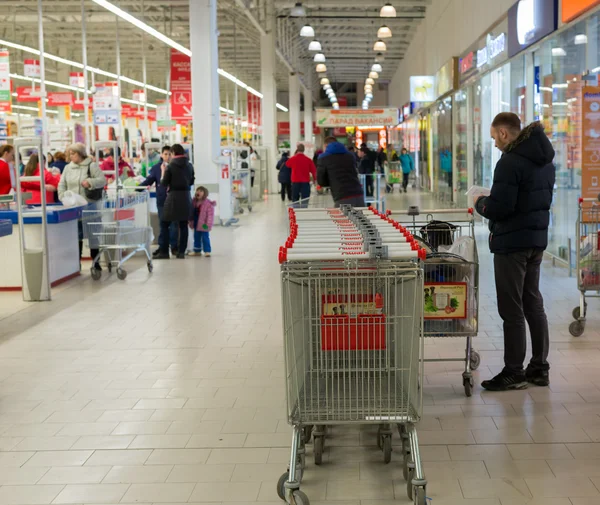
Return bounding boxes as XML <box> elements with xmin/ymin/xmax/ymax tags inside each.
<box><xmin>0</xmin><ymin>206</ymin><xmax>80</xmax><ymax>290</ymax></box>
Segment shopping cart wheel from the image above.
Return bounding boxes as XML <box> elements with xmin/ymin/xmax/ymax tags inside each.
<box><xmin>107</xmin><ymin>262</ymin><xmax>112</xmax><ymax>273</ymax></box>
<box><xmin>470</xmin><ymin>351</ymin><xmax>481</xmax><ymax>371</ymax></box>
<box><xmin>116</xmin><ymin>268</ymin><xmax>127</xmax><ymax>280</ymax></box>
<box><xmin>248</xmin><ymin>205</ymin><xmax>253</xmax><ymax>212</ymax></box>
<box><xmin>407</xmin><ymin>468</ymin><xmax>414</xmax><ymax>500</ymax></box>
<box><xmin>569</xmin><ymin>320</ymin><xmax>585</xmax><ymax>337</ymax></box>
<box><xmin>313</xmin><ymin>435</ymin><xmax>324</xmax><ymax>465</ymax></box>
<box><xmin>302</xmin><ymin>426</ymin><xmax>313</xmax><ymax>444</ymax></box>
<box><xmin>382</xmin><ymin>435</ymin><xmax>392</xmax><ymax>464</ymax></box>
<box><xmin>572</xmin><ymin>305</ymin><xmax>587</xmax><ymax>320</ymax></box>
<box><xmin>463</xmin><ymin>377</ymin><xmax>473</xmax><ymax>397</ymax></box>
<box><xmin>147</xmin><ymin>261</ymin><xmax>153</xmax><ymax>273</ymax></box>
<box><xmin>291</xmin><ymin>490</ymin><xmax>309</xmax><ymax>505</ymax></box>
<box><xmin>402</xmin><ymin>454</ymin><xmax>410</xmax><ymax>481</ymax></box>
<box><xmin>90</xmin><ymin>268</ymin><xmax>101</xmax><ymax>281</ymax></box>
<box><xmin>414</xmin><ymin>486</ymin><xmax>427</xmax><ymax>505</ymax></box>
<box><xmin>276</xmin><ymin>472</ymin><xmax>288</xmax><ymax>501</ymax></box>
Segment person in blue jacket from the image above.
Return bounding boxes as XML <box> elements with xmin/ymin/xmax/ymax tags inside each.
<box><xmin>139</xmin><ymin>145</ymin><xmax>178</xmax><ymax>257</ymax></box>
<box><xmin>399</xmin><ymin>147</ymin><xmax>414</xmax><ymax>193</ymax></box>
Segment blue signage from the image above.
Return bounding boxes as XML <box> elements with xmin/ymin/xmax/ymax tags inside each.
<box><xmin>508</xmin><ymin>0</ymin><xmax>558</xmax><ymax>57</ymax></box>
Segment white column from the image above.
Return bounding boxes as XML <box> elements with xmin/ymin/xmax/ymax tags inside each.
<box><xmin>289</xmin><ymin>74</ymin><xmax>301</xmax><ymax>150</ymax></box>
<box><xmin>190</xmin><ymin>0</ymin><xmax>220</xmax><ymax>185</ymax></box>
<box><xmin>303</xmin><ymin>86</ymin><xmax>313</xmax><ymax>144</ymax></box>
<box><xmin>261</xmin><ymin>0</ymin><xmax>278</xmax><ymax>194</ymax></box>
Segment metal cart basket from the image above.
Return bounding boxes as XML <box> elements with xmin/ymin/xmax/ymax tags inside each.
<box><xmin>277</xmin><ymin>207</ymin><xmax>428</xmax><ymax>505</ymax></box>
<box><xmin>393</xmin><ymin>207</ymin><xmax>480</xmax><ymax>396</ymax></box>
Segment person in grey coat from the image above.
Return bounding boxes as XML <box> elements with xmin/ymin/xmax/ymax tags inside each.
<box><xmin>155</xmin><ymin>144</ymin><xmax>195</xmax><ymax>259</ymax></box>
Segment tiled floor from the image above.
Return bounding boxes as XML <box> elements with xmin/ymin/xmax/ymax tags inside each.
<box><xmin>0</xmin><ymin>190</ymin><xmax>598</xmax><ymax>505</ymax></box>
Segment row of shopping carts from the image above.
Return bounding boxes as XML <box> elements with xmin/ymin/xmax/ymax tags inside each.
<box><xmin>276</xmin><ymin>204</ymin><xmax>479</xmax><ymax>505</ymax></box>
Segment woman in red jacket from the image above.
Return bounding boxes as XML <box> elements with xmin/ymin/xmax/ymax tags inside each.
<box><xmin>20</xmin><ymin>154</ymin><xmax>60</xmax><ymax>205</ymax></box>
<box><xmin>0</xmin><ymin>144</ymin><xmax>15</xmax><ymax>195</ymax></box>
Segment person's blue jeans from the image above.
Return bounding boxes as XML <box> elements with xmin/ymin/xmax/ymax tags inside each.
<box><xmin>157</xmin><ymin>205</ymin><xmax>178</xmax><ymax>250</ymax></box>
<box><xmin>292</xmin><ymin>182</ymin><xmax>311</xmax><ymax>208</ymax></box>
<box><xmin>193</xmin><ymin>230</ymin><xmax>212</xmax><ymax>253</ymax></box>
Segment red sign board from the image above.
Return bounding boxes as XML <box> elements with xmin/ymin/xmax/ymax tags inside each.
<box><xmin>170</xmin><ymin>49</ymin><xmax>192</xmax><ymax>124</ymax></box>
<box><xmin>0</xmin><ymin>102</ymin><xmax>12</xmax><ymax>113</ymax></box>
<box><xmin>337</xmin><ymin>97</ymin><xmax>348</xmax><ymax>107</ymax></box>
<box><xmin>72</xmin><ymin>96</ymin><xmax>92</xmax><ymax>111</ymax></box>
<box><xmin>563</xmin><ymin>0</ymin><xmax>600</xmax><ymax>22</ymax></box>
<box><xmin>47</xmin><ymin>92</ymin><xmax>74</xmax><ymax>107</ymax></box>
<box><xmin>121</xmin><ymin>104</ymin><xmax>135</xmax><ymax>118</ymax></box>
<box><xmin>16</xmin><ymin>86</ymin><xmax>40</xmax><ymax>103</ymax></box>
<box><xmin>277</xmin><ymin>121</ymin><xmax>321</xmax><ymax>136</ymax></box>
<box><xmin>460</xmin><ymin>52</ymin><xmax>474</xmax><ymax>74</ymax></box>
<box><xmin>247</xmin><ymin>92</ymin><xmax>262</xmax><ymax>133</ymax></box>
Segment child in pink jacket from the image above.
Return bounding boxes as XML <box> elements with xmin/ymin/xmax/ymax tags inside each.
<box><xmin>188</xmin><ymin>186</ymin><xmax>216</xmax><ymax>256</ymax></box>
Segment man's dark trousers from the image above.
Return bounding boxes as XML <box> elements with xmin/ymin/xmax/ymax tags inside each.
<box><xmin>494</xmin><ymin>248</ymin><xmax>550</xmax><ymax>374</ymax></box>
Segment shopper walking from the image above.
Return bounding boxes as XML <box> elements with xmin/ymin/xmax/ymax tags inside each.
<box><xmin>399</xmin><ymin>147</ymin><xmax>414</xmax><ymax>193</ymax></box>
<box><xmin>155</xmin><ymin>144</ymin><xmax>195</xmax><ymax>259</ymax></box>
<box><xmin>58</xmin><ymin>142</ymin><xmax>106</xmax><ymax>271</ymax></box>
<box><xmin>475</xmin><ymin>113</ymin><xmax>555</xmax><ymax>391</ymax></box>
<box><xmin>317</xmin><ymin>136</ymin><xmax>365</xmax><ymax>208</ymax></box>
<box><xmin>358</xmin><ymin>146</ymin><xmax>376</xmax><ymax>197</ymax></box>
<box><xmin>286</xmin><ymin>143</ymin><xmax>316</xmax><ymax>208</ymax></box>
<box><xmin>276</xmin><ymin>151</ymin><xmax>292</xmax><ymax>202</ymax></box>
<box><xmin>139</xmin><ymin>145</ymin><xmax>178</xmax><ymax>257</ymax></box>
<box><xmin>188</xmin><ymin>186</ymin><xmax>216</xmax><ymax>257</ymax></box>
<box><xmin>0</xmin><ymin>144</ymin><xmax>15</xmax><ymax>195</ymax></box>
<box><xmin>20</xmin><ymin>154</ymin><xmax>60</xmax><ymax>204</ymax></box>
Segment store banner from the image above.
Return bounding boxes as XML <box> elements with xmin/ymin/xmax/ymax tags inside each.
<box><xmin>247</xmin><ymin>92</ymin><xmax>262</xmax><ymax>131</ymax></box>
<box><xmin>562</xmin><ymin>0</ymin><xmax>600</xmax><ymax>22</ymax></box>
<box><xmin>0</xmin><ymin>50</ymin><xmax>11</xmax><ymax>113</ymax></box>
<box><xmin>581</xmin><ymin>86</ymin><xmax>600</xmax><ymax>222</ymax></box>
<box><xmin>47</xmin><ymin>92</ymin><xmax>74</xmax><ymax>107</ymax></box>
<box><xmin>507</xmin><ymin>0</ymin><xmax>558</xmax><ymax>58</ymax></box>
<box><xmin>133</xmin><ymin>89</ymin><xmax>145</xmax><ymax>104</ymax></box>
<box><xmin>434</xmin><ymin>58</ymin><xmax>458</xmax><ymax>100</ymax></box>
<box><xmin>121</xmin><ymin>104</ymin><xmax>135</xmax><ymax>118</ymax></box>
<box><xmin>409</xmin><ymin>76</ymin><xmax>435</xmax><ymax>102</ymax></box>
<box><xmin>170</xmin><ymin>49</ymin><xmax>192</xmax><ymax>124</ymax></box>
<box><xmin>69</xmin><ymin>72</ymin><xmax>84</xmax><ymax>88</ymax></box>
<box><xmin>23</xmin><ymin>59</ymin><xmax>40</xmax><ymax>78</ymax></box>
<box><xmin>277</xmin><ymin>121</ymin><xmax>321</xmax><ymax>136</ymax></box>
<box><xmin>93</xmin><ymin>82</ymin><xmax>119</xmax><ymax>125</ymax></box>
<box><xmin>16</xmin><ymin>86</ymin><xmax>39</xmax><ymax>103</ymax></box>
<box><xmin>316</xmin><ymin>108</ymin><xmax>399</xmax><ymax>127</ymax></box>
<box><xmin>72</xmin><ymin>96</ymin><xmax>92</xmax><ymax>111</ymax></box>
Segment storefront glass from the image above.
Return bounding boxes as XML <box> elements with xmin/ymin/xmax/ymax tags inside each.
<box><xmin>454</xmin><ymin>90</ymin><xmax>469</xmax><ymax>207</ymax></box>
<box><xmin>419</xmin><ymin>112</ymin><xmax>431</xmax><ymax>190</ymax></box>
<box><xmin>431</xmin><ymin>97</ymin><xmax>453</xmax><ymax>203</ymax></box>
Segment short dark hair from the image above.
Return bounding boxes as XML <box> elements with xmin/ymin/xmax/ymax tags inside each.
<box><xmin>492</xmin><ymin>112</ymin><xmax>521</xmax><ymax>134</ymax></box>
<box><xmin>171</xmin><ymin>144</ymin><xmax>185</xmax><ymax>156</ymax></box>
<box><xmin>401</xmin><ymin>147</ymin><xmax>408</xmax><ymax>153</ymax></box>
<box><xmin>161</xmin><ymin>145</ymin><xmax>171</xmax><ymax>153</ymax></box>
<box><xmin>324</xmin><ymin>136</ymin><xmax>336</xmax><ymax>145</ymax></box>
<box><xmin>296</xmin><ymin>143</ymin><xmax>305</xmax><ymax>153</ymax></box>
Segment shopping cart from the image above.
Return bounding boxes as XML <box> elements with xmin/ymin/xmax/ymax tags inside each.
<box><xmin>385</xmin><ymin>161</ymin><xmax>402</xmax><ymax>192</ymax></box>
<box><xmin>286</xmin><ymin>187</ymin><xmax>334</xmax><ymax>209</ymax></box>
<box><xmin>277</xmin><ymin>207</ymin><xmax>428</xmax><ymax>505</ymax></box>
<box><xmin>82</xmin><ymin>190</ymin><xmax>153</xmax><ymax>281</ymax></box>
<box><xmin>392</xmin><ymin>206</ymin><xmax>480</xmax><ymax>396</ymax></box>
<box><xmin>570</xmin><ymin>197</ymin><xmax>600</xmax><ymax>337</ymax></box>
<box><xmin>231</xmin><ymin>167</ymin><xmax>253</xmax><ymax>213</ymax></box>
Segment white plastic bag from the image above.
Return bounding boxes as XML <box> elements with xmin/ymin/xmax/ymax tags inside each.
<box><xmin>447</xmin><ymin>236</ymin><xmax>476</xmax><ymax>263</ymax></box>
<box><xmin>61</xmin><ymin>190</ymin><xmax>88</xmax><ymax>208</ymax></box>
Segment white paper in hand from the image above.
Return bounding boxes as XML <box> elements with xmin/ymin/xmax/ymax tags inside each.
<box><xmin>465</xmin><ymin>185</ymin><xmax>491</xmax><ymax>199</ymax></box>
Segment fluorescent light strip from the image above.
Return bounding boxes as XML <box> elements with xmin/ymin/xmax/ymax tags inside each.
<box><xmin>91</xmin><ymin>0</ymin><xmax>192</xmax><ymax>57</ymax></box>
<box><xmin>277</xmin><ymin>104</ymin><xmax>289</xmax><ymax>112</ymax></box>
<box><xmin>13</xmin><ymin>104</ymin><xmax>58</xmax><ymax>114</ymax></box>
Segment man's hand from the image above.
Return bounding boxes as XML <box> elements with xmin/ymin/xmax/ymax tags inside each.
<box><xmin>81</xmin><ymin>180</ymin><xmax>91</xmax><ymax>189</ymax></box>
<box><xmin>161</xmin><ymin>162</ymin><xmax>167</xmax><ymax>172</ymax></box>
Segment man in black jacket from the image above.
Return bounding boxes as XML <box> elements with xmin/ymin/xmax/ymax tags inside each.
<box><xmin>317</xmin><ymin>136</ymin><xmax>365</xmax><ymax>207</ymax></box>
<box><xmin>358</xmin><ymin>146</ymin><xmax>376</xmax><ymax>197</ymax></box>
<box><xmin>475</xmin><ymin>112</ymin><xmax>555</xmax><ymax>391</ymax></box>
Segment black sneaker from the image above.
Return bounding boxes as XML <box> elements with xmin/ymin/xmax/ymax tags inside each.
<box><xmin>481</xmin><ymin>371</ymin><xmax>528</xmax><ymax>391</ymax></box>
<box><xmin>152</xmin><ymin>249</ymin><xmax>161</xmax><ymax>258</ymax></box>
<box><xmin>154</xmin><ymin>252</ymin><xmax>170</xmax><ymax>260</ymax></box>
<box><xmin>171</xmin><ymin>246</ymin><xmax>178</xmax><ymax>256</ymax></box>
<box><xmin>176</xmin><ymin>253</ymin><xmax>186</xmax><ymax>259</ymax></box>
<box><xmin>526</xmin><ymin>369</ymin><xmax>549</xmax><ymax>387</ymax></box>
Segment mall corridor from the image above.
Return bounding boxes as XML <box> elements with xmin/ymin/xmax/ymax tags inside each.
<box><xmin>0</xmin><ymin>194</ymin><xmax>596</xmax><ymax>505</ymax></box>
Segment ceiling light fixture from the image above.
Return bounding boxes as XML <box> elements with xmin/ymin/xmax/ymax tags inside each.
<box><xmin>277</xmin><ymin>103</ymin><xmax>289</xmax><ymax>112</ymax></box>
<box><xmin>375</xmin><ymin>52</ymin><xmax>385</xmax><ymax>63</ymax></box>
<box><xmin>320</xmin><ymin>77</ymin><xmax>330</xmax><ymax>85</ymax></box>
<box><xmin>369</xmin><ymin>71</ymin><xmax>379</xmax><ymax>79</ymax></box>
<box><xmin>371</xmin><ymin>63</ymin><xmax>383</xmax><ymax>73</ymax></box>
<box><xmin>373</xmin><ymin>40</ymin><xmax>387</xmax><ymax>52</ymax></box>
<box><xmin>330</xmin><ymin>96</ymin><xmax>338</xmax><ymax>103</ymax></box>
<box><xmin>365</xmin><ymin>78</ymin><xmax>375</xmax><ymax>85</ymax></box>
<box><xmin>377</xmin><ymin>26</ymin><xmax>392</xmax><ymax>38</ymax></box>
<box><xmin>316</xmin><ymin>63</ymin><xmax>327</xmax><ymax>72</ymax></box>
<box><xmin>364</xmin><ymin>84</ymin><xmax>373</xmax><ymax>91</ymax></box>
<box><xmin>380</xmin><ymin>3</ymin><xmax>397</xmax><ymax>17</ymax></box>
<box><xmin>290</xmin><ymin>2</ymin><xmax>306</xmax><ymax>17</ymax></box>
<box><xmin>308</xmin><ymin>40</ymin><xmax>322</xmax><ymax>51</ymax></box>
<box><xmin>314</xmin><ymin>53</ymin><xmax>326</xmax><ymax>63</ymax></box>
<box><xmin>324</xmin><ymin>84</ymin><xmax>332</xmax><ymax>90</ymax></box>
<box><xmin>300</xmin><ymin>25</ymin><xmax>315</xmax><ymax>37</ymax></box>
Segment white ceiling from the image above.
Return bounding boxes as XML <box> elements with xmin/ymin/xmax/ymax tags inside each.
<box><xmin>0</xmin><ymin>0</ymin><xmax>430</xmax><ymax>105</ymax></box>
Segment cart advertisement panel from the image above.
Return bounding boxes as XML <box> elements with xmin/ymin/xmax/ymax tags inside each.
<box><xmin>424</xmin><ymin>282</ymin><xmax>467</xmax><ymax>319</ymax></box>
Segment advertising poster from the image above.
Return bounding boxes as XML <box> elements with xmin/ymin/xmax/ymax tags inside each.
<box><xmin>409</xmin><ymin>76</ymin><xmax>435</xmax><ymax>102</ymax></box>
<box><xmin>581</xmin><ymin>86</ymin><xmax>600</xmax><ymax>222</ymax></box>
<box><xmin>170</xmin><ymin>49</ymin><xmax>192</xmax><ymax>124</ymax></box>
<box><xmin>23</xmin><ymin>59</ymin><xmax>40</xmax><ymax>78</ymax></box>
<box><xmin>424</xmin><ymin>283</ymin><xmax>467</xmax><ymax>319</ymax></box>
<box><xmin>0</xmin><ymin>50</ymin><xmax>11</xmax><ymax>113</ymax></box>
<box><xmin>93</xmin><ymin>82</ymin><xmax>119</xmax><ymax>125</ymax></box>
<box><xmin>316</xmin><ymin>108</ymin><xmax>399</xmax><ymax>127</ymax></box>
<box><xmin>69</xmin><ymin>72</ymin><xmax>84</xmax><ymax>88</ymax></box>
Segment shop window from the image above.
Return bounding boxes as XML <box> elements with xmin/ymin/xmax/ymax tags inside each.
<box><xmin>454</xmin><ymin>90</ymin><xmax>468</xmax><ymax>207</ymax></box>
<box><xmin>431</xmin><ymin>97</ymin><xmax>453</xmax><ymax>203</ymax></box>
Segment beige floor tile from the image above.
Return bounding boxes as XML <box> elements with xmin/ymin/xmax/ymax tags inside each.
<box><xmin>121</xmin><ymin>483</ymin><xmax>195</xmax><ymax>503</ymax></box>
<box><xmin>39</xmin><ymin>466</ymin><xmax>110</xmax><ymax>484</ymax></box>
<box><xmin>95</xmin><ymin>410</ymin><xmax>153</xmax><ymax>423</ymax></box>
<box><xmin>472</xmin><ymin>429</ymin><xmax>534</xmax><ymax>444</ymax></box>
<box><xmin>528</xmin><ymin>426</ymin><xmax>592</xmax><ymax>443</ymax></box>
<box><xmin>0</xmin><ymin>466</ymin><xmax>50</xmax><ymax>485</ymax></box>
<box><xmin>133</xmin><ymin>399</ymin><xmax>187</xmax><ymax>410</ymax></box>
<box><xmin>507</xmin><ymin>443</ymin><xmax>573</xmax><ymax>460</ymax></box>
<box><xmin>567</xmin><ymin>443</ymin><xmax>600</xmax><ymax>459</ymax></box>
<box><xmin>395</xmin><ymin>477</ymin><xmax>464</xmax><ymax>499</ymax></box>
<box><xmin>52</xmin><ymin>484</ymin><xmax>129</xmax><ymax>504</ymax></box>
<box><xmin>102</xmin><ymin>465</ymin><xmax>173</xmax><ymax>484</ymax></box>
<box><xmin>499</xmin><ymin>499</ymin><xmax>572</xmax><ymax>505</ymax></box>
<box><xmin>0</xmin><ymin>451</ymin><xmax>37</xmax><ymax>467</ymax></box>
<box><xmin>71</xmin><ymin>435</ymin><xmax>134</xmax><ymax>450</ymax></box>
<box><xmin>419</xmin><ymin>430</ymin><xmax>476</xmax><ymax>445</ymax></box>
<box><xmin>187</xmin><ymin>433</ymin><xmax>247</xmax><ymax>448</ymax></box>
<box><xmin>449</xmin><ymin>444</ymin><xmax>513</xmax><ymax>461</ymax></box>
<box><xmin>190</xmin><ymin>482</ymin><xmax>260</xmax><ymax>502</ymax></box>
<box><xmin>0</xmin><ymin>485</ymin><xmax>63</xmax><ymax>505</ymax></box>
<box><xmin>549</xmin><ymin>459</ymin><xmax>600</xmax><ymax>477</ymax></box>
<box><xmin>56</xmin><ymin>423</ymin><xmax>118</xmax><ymax>437</ymax></box>
<box><xmin>144</xmin><ymin>449</ymin><xmax>211</xmax><ymax>465</ymax></box>
<box><xmin>326</xmin><ymin>479</ymin><xmax>394</xmax><ymax>500</ymax></box>
<box><xmin>423</xmin><ymin>460</ymin><xmax>489</xmax><ymax>479</ymax></box>
<box><xmin>167</xmin><ymin>464</ymin><xmax>234</xmax><ymax>483</ymax></box>
<box><xmin>148</xmin><ymin>409</ymin><xmax>207</xmax><ymax>422</ymax></box>
<box><xmin>84</xmin><ymin>449</ymin><xmax>151</xmax><ymax>466</ymax></box>
<box><xmin>459</xmin><ymin>478</ymin><xmax>532</xmax><ymax>500</ymax></box>
<box><xmin>166</xmin><ymin>420</ymin><xmax>223</xmax><ymax>435</ymax></box>
<box><xmin>128</xmin><ymin>434</ymin><xmax>191</xmax><ymax>449</ymax></box>
<box><xmin>14</xmin><ymin>436</ymin><xmax>78</xmax><ymax>451</ymax></box>
<box><xmin>25</xmin><ymin>451</ymin><xmax>93</xmax><ymax>467</ymax></box>
<box><xmin>207</xmin><ymin>448</ymin><xmax>270</xmax><ymax>465</ymax></box>
<box><xmin>112</xmin><ymin>422</ymin><xmax>172</xmax><ymax>435</ymax></box>
<box><xmin>485</xmin><ymin>459</ymin><xmax>554</xmax><ymax>479</ymax></box>
<box><xmin>526</xmin><ymin>476</ymin><xmax>600</xmax><ymax>497</ymax></box>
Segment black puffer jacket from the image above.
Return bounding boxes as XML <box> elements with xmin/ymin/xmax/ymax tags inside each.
<box><xmin>161</xmin><ymin>156</ymin><xmax>195</xmax><ymax>222</ymax></box>
<box><xmin>475</xmin><ymin>121</ymin><xmax>555</xmax><ymax>254</ymax></box>
<box><xmin>316</xmin><ymin>141</ymin><xmax>363</xmax><ymax>203</ymax></box>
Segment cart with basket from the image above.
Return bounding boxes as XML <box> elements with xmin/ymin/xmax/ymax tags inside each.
<box><xmin>276</xmin><ymin>206</ymin><xmax>428</xmax><ymax>505</ymax></box>
<box><xmin>570</xmin><ymin>197</ymin><xmax>600</xmax><ymax>337</ymax></box>
<box><xmin>231</xmin><ymin>167</ymin><xmax>253</xmax><ymax>213</ymax></box>
<box><xmin>392</xmin><ymin>206</ymin><xmax>480</xmax><ymax>396</ymax></box>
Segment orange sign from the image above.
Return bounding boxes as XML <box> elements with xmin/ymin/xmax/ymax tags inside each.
<box><xmin>581</xmin><ymin>86</ymin><xmax>600</xmax><ymax>221</ymax></box>
<box><xmin>562</xmin><ymin>0</ymin><xmax>600</xmax><ymax>22</ymax></box>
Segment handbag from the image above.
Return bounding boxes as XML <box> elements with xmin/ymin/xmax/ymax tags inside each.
<box><xmin>84</xmin><ymin>165</ymin><xmax>103</xmax><ymax>201</ymax></box>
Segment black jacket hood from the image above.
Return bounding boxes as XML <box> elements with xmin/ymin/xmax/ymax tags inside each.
<box><xmin>170</xmin><ymin>156</ymin><xmax>189</xmax><ymax>169</ymax></box>
<box><xmin>505</xmin><ymin>121</ymin><xmax>555</xmax><ymax>167</ymax></box>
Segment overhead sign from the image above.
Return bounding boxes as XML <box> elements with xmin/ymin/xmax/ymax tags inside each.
<box><xmin>93</xmin><ymin>82</ymin><xmax>119</xmax><ymax>125</ymax></box>
<box><xmin>16</xmin><ymin>86</ymin><xmax>39</xmax><ymax>102</ymax></box>
<box><xmin>133</xmin><ymin>89</ymin><xmax>145</xmax><ymax>104</ymax></box>
<box><xmin>409</xmin><ymin>76</ymin><xmax>435</xmax><ymax>102</ymax></box>
<box><xmin>476</xmin><ymin>33</ymin><xmax>506</xmax><ymax>68</ymax></box>
<box><xmin>315</xmin><ymin>108</ymin><xmax>399</xmax><ymax>127</ymax></box>
<box><xmin>170</xmin><ymin>49</ymin><xmax>192</xmax><ymax>124</ymax></box>
<box><xmin>47</xmin><ymin>92</ymin><xmax>74</xmax><ymax>107</ymax></box>
<box><xmin>508</xmin><ymin>0</ymin><xmax>558</xmax><ymax>57</ymax></box>
<box><xmin>69</xmin><ymin>72</ymin><xmax>84</xmax><ymax>88</ymax></box>
<box><xmin>277</xmin><ymin>121</ymin><xmax>321</xmax><ymax>135</ymax></box>
<box><xmin>435</xmin><ymin>58</ymin><xmax>458</xmax><ymax>99</ymax></box>
<box><xmin>0</xmin><ymin>50</ymin><xmax>11</xmax><ymax>113</ymax></box>
<box><xmin>562</xmin><ymin>0</ymin><xmax>600</xmax><ymax>22</ymax></box>
<box><xmin>23</xmin><ymin>59</ymin><xmax>40</xmax><ymax>78</ymax></box>
<box><xmin>247</xmin><ymin>92</ymin><xmax>262</xmax><ymax>134</ymax></box>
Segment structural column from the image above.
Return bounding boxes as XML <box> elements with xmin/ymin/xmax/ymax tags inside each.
<box><xmin>261</xmin><ymin>0</ymin><xmax>278</xmax><ymax>194</ymax></box>
<box><xmin>303</xmin><ymin>86</ymin><xmax>313</xmax><ymax>144</ymax></box>
<box><xmin>190</xmin><ymin>0</ymin><xmax>220</xmax><ymax>186</ymax></box>
<box><xmin>289</xmin><ymin>74</ymin><xmax>301</xmax><ymax>150</ymax></box>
